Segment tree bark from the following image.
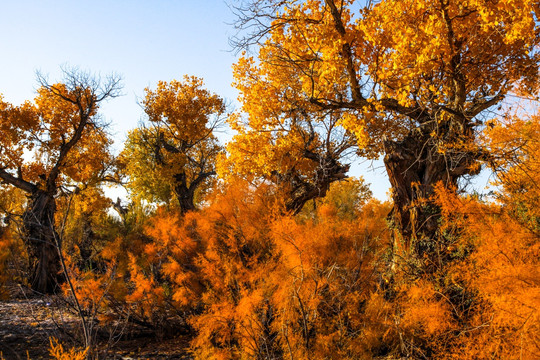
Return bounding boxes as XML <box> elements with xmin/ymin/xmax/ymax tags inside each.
<box><xmin>172</xmin><ymin>170</ymin><xmax>216</xmax><ymax>215</ymax></box>
<box><xmin>173</xmin><ymin>173</ymin><xmax>197</xmax><ymax>215</ymax></box>
<box><xmin>22</xmin><ymin>190</ymin><xmax>63</xmax><ymax>294</ymax></box>
<box><xmin>383</xmin><ymin>123</ymin><xmax>479</xmax><ymax>259</ymax></box>
<box><xmin>279</xmin><ymin>157</ymin><xmax>350</xmax><ymax>214</ymax></box>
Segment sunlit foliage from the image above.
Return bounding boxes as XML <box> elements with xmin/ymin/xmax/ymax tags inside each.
<box><xmin>1</xmin><ymin>5</ymin><xmax>539</xmax><ymax>356</ymax></box>
<box><xmin>120</xmin><ymin>76</ymin><xmax>225</xmax><ymax>213</ymax></box>
<box><xmin>48</xmin><ymin>338</ymin><xmax>88</xmax><ymax>360</ymax></box>
<box><xmin>230</xmin><ymin>0</ymin><xmax>540</xmax><ymax>241</ymax></box>
<box><xmin>434</xmin><ymin>185</ymin><xmax>539</xmax><ymax>359</ymax></box>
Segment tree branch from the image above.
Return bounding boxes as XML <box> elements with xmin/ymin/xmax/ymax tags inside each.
<box><xmin>0</xmin><ymin>168</ymin><xmax>37</xmax><ymax>193</ymax></box>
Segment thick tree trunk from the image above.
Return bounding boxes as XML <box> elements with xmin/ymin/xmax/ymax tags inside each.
<box><xmin>173</xmin><ymin>173</ymin><xmax>197</xmax><ymax>215</ymax></box>
<box><xmin>176</xmin><ymin>189</ymin><xmax>197</xmax><ymax>214</ymax></box>
<box><xmin>22</xmin><ymin>190</ymin><xmax>63</xmax><ymax>294</ymax></box>
<box><xmin>384</xmin><ymin>135</ymin><xmax>448</xmax><ymax>242</ymax></box>
<box><xmin>383</xmin><ymin>126</ymin><xmax>479</xmax><ymax>260</ymax></box>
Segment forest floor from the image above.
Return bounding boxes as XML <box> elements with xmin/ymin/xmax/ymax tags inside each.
<box><xmin>0</xmin><ymin>288</ymin><xmax>193</xmax><ymax>360</ymax></box>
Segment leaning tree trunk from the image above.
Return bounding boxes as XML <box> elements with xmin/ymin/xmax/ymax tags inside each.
<box><xmin>22</xmin><ymin>190</ymin><xmax>63</xmax><ymax>294</ymax></box>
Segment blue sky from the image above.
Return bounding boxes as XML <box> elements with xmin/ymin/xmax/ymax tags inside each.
<box><xmin>0</xmin><ymin>1</ymin><xmax>239</xmax><ymax>137</ymax></box>
<box><xmin>0</xmin><ymin>0</ymin><xmax>402</xmax><ymax>200</ymax></box>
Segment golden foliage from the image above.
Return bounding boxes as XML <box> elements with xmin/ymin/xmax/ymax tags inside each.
<box><xmin>0</xmin><ymin>187</ymin><xmax>29</xmax><ymax>296</ymax></box>
<box><xmin>1</xmin><ymin>84</ymin><xmax>113</xmax><ymax>186</ymax></box>
<box><xmin>120</xmin><ymin>77</ymin><xmax>224</xmax><ymax>210</ymax></box>
<box><xmin>298</xmin><ymin>176</ymin><xmax>373</xmax><ymax>221</ymax></box>
<box><xmin>434</xmin><ymin>185</ymin><xmax>540</xmax><ymax>359</ymax></box>
<box><xmin>484</xmin><ymin>113</ymin><xmax>540</xmax><ymax>232</ymax></box>
<box><xmin>48</xmin><ymin>338</ymin><xmax>88</xmax><ymax>360</ymax></box>
<box><xmin>229</xmin><ymin>0</ymin><xmax>540</xmax><ymax>242</ymax></box>
<box><xmin>232</xmin><ymin>0</ymin><xmax>539</xmax><ymax>153</ymax></box>
<box><xmin>0</xmin><ymin>228</ymin><xmax>13</xmax><ymax>299</ymax></box>
<box><xmin>188</xmin><ymin>179</ymin><xmax>393</xmax><ymax>359</ymax></box>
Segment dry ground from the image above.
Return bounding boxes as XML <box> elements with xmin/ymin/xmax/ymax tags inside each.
<box><xmin>0</xmin><ymin>289</ymin><xmax>193</xmax><ymax>360</ymax></box>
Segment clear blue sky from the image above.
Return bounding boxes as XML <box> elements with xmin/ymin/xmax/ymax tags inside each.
<box><xmin>0</xmin><ymin>0</ymin><xmax>403</xmax><ymax>200</ymax></box>
<box><xmin>0</xmin><ymin>0</ymin><xmax>239</xmax><ymax>137</ymax></box>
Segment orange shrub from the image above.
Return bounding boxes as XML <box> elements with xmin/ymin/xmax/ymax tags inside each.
<box><xmin>189</xmin><ymin>179</ymin><xmax>392</xmax><ymax>359</ymax></box>
<box><xmin>434</xmin><ymin>186</ymin><xmax>540</xmax><ymax>359</ymax></box>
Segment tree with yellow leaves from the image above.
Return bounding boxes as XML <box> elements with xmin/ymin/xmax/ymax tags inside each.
<box><xmin>120</xmin><ymin>76</ymin><xmax>225</xmax><ymax>214</ymax></box>
<box><xmin>230</xmin><ymin>0</ymin><xmax>540</xmax><ymax>248</ymax></box>
<box><xmin>297</xmin><ymin>176</ymin><xmax>373</xmax><ymax>221</ymax></box>
<box><xmin>0</xmin><ymin>68</ymin><xmax>121</xmax><ymax>293</ymax></box>
<box><xmin>221</xmin><ymin>63</ymin><xmax>358</xmax><ymax>213</ymax></box>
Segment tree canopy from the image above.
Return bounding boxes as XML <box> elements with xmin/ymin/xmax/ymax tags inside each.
<box><xmin>229</xmin><ymin>0</ymin><xmax>540</xmax><ymax>241</ymax></box>
<box><xmin>120</xmin><ymin>76</ymin><xmax>225</xmax><ymax>213</ymax></box>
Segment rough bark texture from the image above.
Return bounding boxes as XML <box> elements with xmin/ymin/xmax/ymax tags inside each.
<box><xmin>276</xmin><ymin>156</ymin><xmax>350</xmax><ymax>214</ymax></box>
<box><xmin>173</xmin><ymin>173</ymin><xmax>197</xmax><ymax>215</ymax></box>
<box><xmin>383</xmin><ymin>121</ymin><xmax>481</xmax><ymax>257</ymax></box>
<box><xmin>384</xmin><ymin>135</ymin><xmax>444</xmax><ymax>243</ymax></box>
<box><xmin>22</xmin><ymin>190</ymin><xmax>62</xmax><ymax>294</ymax></box>
<box><xmin>173</xmin><ymin>170</ymin><xmax>215</xmax><ymax>215</ymax></box>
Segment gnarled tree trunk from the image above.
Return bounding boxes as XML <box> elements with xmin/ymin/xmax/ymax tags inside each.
<box><xmin>383</xmin><ymin>120</ymin><xmax>481</xmax><ymax>262</ymax></box>
<box><xmin>174</xmin><ymin>172</ymin><xmax>197</xmax><ymax>214</ymax></box>
<box><xmin>276</xmin><ymin>155</ymin><xmax>350</xmax><ymax>214</ymax></box>
<box><xmin>173</xmin><ymin>170</ymin><xmax>215</xmax><ymax>215</ymax></box>
<box><xmin>384</xmin><ymin>135</ymin><xmax>447</xmax><ymax>243</ymax></box>
<box><xmin>22</xmin><ymin>190</ymin><xmax>63</xmax><ymax>294</ymax></box>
